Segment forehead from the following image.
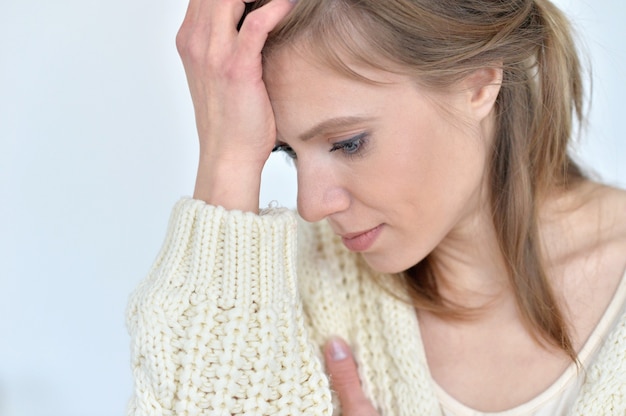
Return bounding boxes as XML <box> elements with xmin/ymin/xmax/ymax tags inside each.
<box><xmin>261</xmin><ymin>48</ymin><xmax>458</xmax><ymax>144</ymax></box>
<box><xmin>263</xmin><ymin>47</ymin><xmax>407</xmax><ymax>102</ymax></box>
<box><xmin>265</xmin><ymin>40</ymin><xmax>411</xmax><ymax>83</ymax></box>
<box><xmin>264</xmin><ymin>49</ymin><xmax>408</xmax><ymax>128</ymax></box>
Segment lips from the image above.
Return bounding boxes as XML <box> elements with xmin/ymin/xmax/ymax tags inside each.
<box><xmin>340</xmin><ymin>225</ymin><xmax>383</xmax><ymax>252</ymax></box>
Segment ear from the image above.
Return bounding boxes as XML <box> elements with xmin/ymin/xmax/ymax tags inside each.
<box><xmin>462</xmin><ymin>66</ymin><xmax>503</xmax><ymax>121</ymax></box>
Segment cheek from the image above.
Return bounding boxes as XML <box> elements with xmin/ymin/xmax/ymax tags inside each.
<box><xmin>381</xmin><ymin>122</ymin><xmax>489</xmax><ymax>225</ymax></box>
<box><xmin>412</xmin><ymin>115</ymin><xmax>488</xmax><ymax>189</ymax></box>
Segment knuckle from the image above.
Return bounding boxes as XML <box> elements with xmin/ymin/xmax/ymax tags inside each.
<box><xmin>175</xmin><ymin>28</ymin><xmax>190</xmax><ymax>55</ymax></box>
<box><xmin>177</xmin><ymin>33</ymin><xmax>222</xmax><ymax>70</ymax></box>
<box><xmin>177</xmin><ymin>36</ymin><xmax>205</xmax><ymax>62</ymax></box>
<box><xmin>176</xmin><ymin>30</ymin><xmax>233</xmax><ymax>74</ymax></box>
<box><xmin>175</xmin><ymin>17</ymin><xmax>195</xmax><ymax>48</ymax></box>
<box><xmin>242</xmin><ymin>11</ymin><xmax>268</xmax><ymax>34</ymax></box>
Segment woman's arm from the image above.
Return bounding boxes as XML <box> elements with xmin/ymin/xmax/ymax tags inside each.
<box><xmin>176</xmin><ymin>0</ymin><xmax>295</xmax><ymax>212</ymax></box>
<box><xmin>127</xmin><ymin>1</ymin><xmax>333</xmax><ymax>414</ymax></box>
<box><xmin>127</xmin><ymin>199</ymin><xmax>332</xmax><ymax>415</ymax></box>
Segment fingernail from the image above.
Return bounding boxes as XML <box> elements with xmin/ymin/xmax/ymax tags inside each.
<box><xmin>329</xmin><ymin>338</ymin><xmax>348</xmax><ymax>361</ymax></box>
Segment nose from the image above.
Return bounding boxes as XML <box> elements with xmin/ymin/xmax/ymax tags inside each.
<box><xmin>296</xmin><ymin>161</ymin><xmax>350</xmax><ymax>223</ymax></box>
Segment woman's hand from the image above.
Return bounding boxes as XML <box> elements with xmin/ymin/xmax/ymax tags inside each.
<box><xmin>325</xmin><ymin>338</ymin><xmax>380</xmax><ymax>416</ymax></box>
<box><xmin>176</xmin><ymin>0</ymin><xmax>296</xmax><ymax>211</ymax></box>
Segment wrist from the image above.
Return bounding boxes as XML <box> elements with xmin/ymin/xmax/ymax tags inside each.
<box><xmin>193</xmin><ymin>157</ymin><xmax>264</xmax><ymax>213</ymax></box>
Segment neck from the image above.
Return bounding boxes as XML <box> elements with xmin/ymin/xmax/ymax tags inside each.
<box><xmin>428</xmin><ymin>200</ymin><xmax>515</xmax><ymax>314</ymax></box>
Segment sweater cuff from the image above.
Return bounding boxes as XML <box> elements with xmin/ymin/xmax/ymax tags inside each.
<box><xmin>127</xmin><ymin>199</ymin><xmax>333</xmax><ymax>415</ymax></box>
<box><xmin>148</xmin><ymin>197</ymin><xmax>299</xmax><ymax>310</ymax></box>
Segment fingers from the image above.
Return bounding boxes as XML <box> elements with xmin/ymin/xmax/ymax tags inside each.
<box><xmin>177</xmin><ymin>0</ymin><xmax>296</xmax><ymax>73</ymax></box>
<box><xmin>237</xmin><ymin>0</ymin><xmax>297</xmax><ymax>57</ymax></box>
<box><xmin>177</xmin><ymin>0</ymin><xmax>246</xmax><ymax>56</ymax></box>
<box><xmin>201</xmin><ymin>0</ymin><xmax>247</xmax><ymax>41</ymax></box>
<box><xmin>324</xmin><ymin>338</ymin><xmax>379</xmax><ymax>416</ymax></box>
<box><xmin>174</xmin><ymin>0</ymin><xmax>298</xmax><ymax>211</ymax></box>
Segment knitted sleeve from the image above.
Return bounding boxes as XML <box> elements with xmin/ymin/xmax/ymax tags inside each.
<box><xmin>126</xmin><ymin>198</ymin><xmax>333</xmax><ymax>416</ymax></box>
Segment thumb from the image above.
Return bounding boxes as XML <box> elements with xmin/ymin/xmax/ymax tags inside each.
<box><xmin>324</xmin><ymin>337</ymin><xmax>378</xmax><ymax>415</ymax></box>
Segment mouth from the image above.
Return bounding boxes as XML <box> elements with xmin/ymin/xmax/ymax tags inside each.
<box><xmin>340</xmin><ymin>225</ymin><xmax>383</xmax><ymax>252</ymax></box>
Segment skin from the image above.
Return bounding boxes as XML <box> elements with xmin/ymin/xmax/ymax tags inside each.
<box><xmin>265</xmin><ymin>47</ymin><xmax>626</xmax><ymax>411</ymax></box>
<box><xmin>177</xmin><ymin>0</ymin><xmax>626</xmax><ymax>413</ymax></box>
<box><xmin>264</xmin><ymin>50</ymin><xmax>505</xmax><ymax>278</ymax></box>
<box><xmin>177</xmin><ymin>0</ymin><xmax>376</xmax><ymax>412</ymax></box>
<box><xmin>177</xmin><ymin>0</ymin><xmax>295</xmax><ymax>212</ymax></box>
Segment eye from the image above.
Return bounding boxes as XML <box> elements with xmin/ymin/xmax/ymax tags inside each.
<box><xmin>272</xmin><ymin>144</ymin><xmax>297</xmax><ymax>159</ymax></box>
<box><xmin>330</xmin><ymin>132</ymin><xmax>369</xmax><ymax>157</ymax></box>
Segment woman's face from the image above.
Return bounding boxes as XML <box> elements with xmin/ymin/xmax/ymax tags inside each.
<box><xmin>264</xmin><ymin>50</ymin><xmax>496</xmax><ymax>274</ymax></box>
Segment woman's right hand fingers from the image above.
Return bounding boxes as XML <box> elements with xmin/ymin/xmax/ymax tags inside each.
<box><xmin>176</xmin><ymin>0</ymin><xmax>277</xmax><ymax>158</ymax></box>
<box><xmin>175</xmin><ymin>0</ymin><xmax>296</xmax><ymax>210</ymax></box>
<box><xmin>177</xmin><ymin>0</ymin><xmax>245</xmax><ymax>49</ymax></box>
<box><xmin>236</xmin><ymin>0</ymin><xmax>297</xmax><ymax>64</ymax></box>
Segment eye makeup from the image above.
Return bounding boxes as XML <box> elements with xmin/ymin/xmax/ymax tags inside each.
<box><xmin>272</xmin><ymin>131</ymin><xmax>371</xmax><ymax>160</ymax></box>
<box><xmin>329</xmin><ymin>132</ymin><xmax>369</xmax><ymax>158</ymax></box>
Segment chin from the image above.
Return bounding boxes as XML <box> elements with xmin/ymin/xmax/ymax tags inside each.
<box><xmin>360</xmin><ymin>252</ymin><xmax>417</xmax><ymax>275</ymax></box>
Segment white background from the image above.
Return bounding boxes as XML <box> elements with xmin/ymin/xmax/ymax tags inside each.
<box><xmin>0</xmin><ymin>1</ymin><xmax>624</xmax><ymax>415</ymax></box>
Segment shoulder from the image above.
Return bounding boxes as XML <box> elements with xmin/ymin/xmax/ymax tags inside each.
<box><xmin>592</xmin><ymin>183</ymin><xmax>626</xmax><ymax>234</ymax></box>
<box><xmin>541</xmin><ymin>181</ymin><xmax>626</xmax><ymax>271</ymax></box>
<box><xmin>541</xmin><ymin>182</ymin><xmax>626</xmax><ymax>346</ymax></box>
<box><xmin>573</xmin><ymin>183</ymin><xmax>626</xmax><ymax>257</ymax></box>
<box><xmin>575</xmin><ymin>183</ymin><xmax>626</xmax><ymax>269</ymax></box>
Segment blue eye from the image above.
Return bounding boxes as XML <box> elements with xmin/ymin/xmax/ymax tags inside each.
<box><xmin>330</xmin><ymin>132</ymin><xmax>368</xmax><ymax>157</ymax></box>
<box><xmin>272</xmin><ymin>144</ymin><xmax>297</xmax><ymax>159</ymax></box>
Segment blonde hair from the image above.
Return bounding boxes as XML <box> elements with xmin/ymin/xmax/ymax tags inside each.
<box><xmin>254</xmin><ymin>0</ymin><xmax>587</xmax><ymax>360</ymax></box>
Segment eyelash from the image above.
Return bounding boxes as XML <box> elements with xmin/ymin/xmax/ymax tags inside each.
<box><xmin>272</xmin><ymin>144</ymin><xmax>298</xmax><ymax>160</ymax></box>
<box><xmin>272</xmin><ymin>132</ymin><xmax>369</xmax><ymax>160</ymax></box>
<box><xmin>330</xmin><ymin>132</ymin><xmax>369</xmax><ymax>158</ymax></box>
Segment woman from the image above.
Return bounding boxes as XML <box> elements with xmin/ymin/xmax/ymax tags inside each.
<box><xmin>127</xmin><ymin>0</ymin><xmax>626</xmax><ymax>414</ymax></box>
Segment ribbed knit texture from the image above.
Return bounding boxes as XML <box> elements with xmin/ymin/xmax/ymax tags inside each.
<box><xmin>127</xmin><ymin>198</ymin><xmax>626</xmax><ymax>415</ymax></box>
<box><xmin>127</xmin><ymin>199</ymin><xmax>331</xmax><ymax>415</ymax></box>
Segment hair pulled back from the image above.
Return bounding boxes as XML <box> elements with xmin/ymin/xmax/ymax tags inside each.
<box><xmin>255</xmin><ymin>0</ymin><xmax>587</xmax><ymax>360</ymax></box>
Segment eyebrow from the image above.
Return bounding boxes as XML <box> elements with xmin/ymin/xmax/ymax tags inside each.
<box><xmin>298</xmin><ymin>115</ymin><xmax>376</xmax><ymax>142</ymax></box>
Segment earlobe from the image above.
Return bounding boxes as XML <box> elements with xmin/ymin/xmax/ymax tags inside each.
<box><xmin>467</xmin><ymin>67</ymin><xmax>503</xmax><ymax>121</ymax></box>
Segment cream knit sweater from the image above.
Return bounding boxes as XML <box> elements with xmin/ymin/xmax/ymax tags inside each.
<box><xmin>127</xmin><ymin>199</ymin><xmax>626</xmax><ymax>415</ymax></box>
